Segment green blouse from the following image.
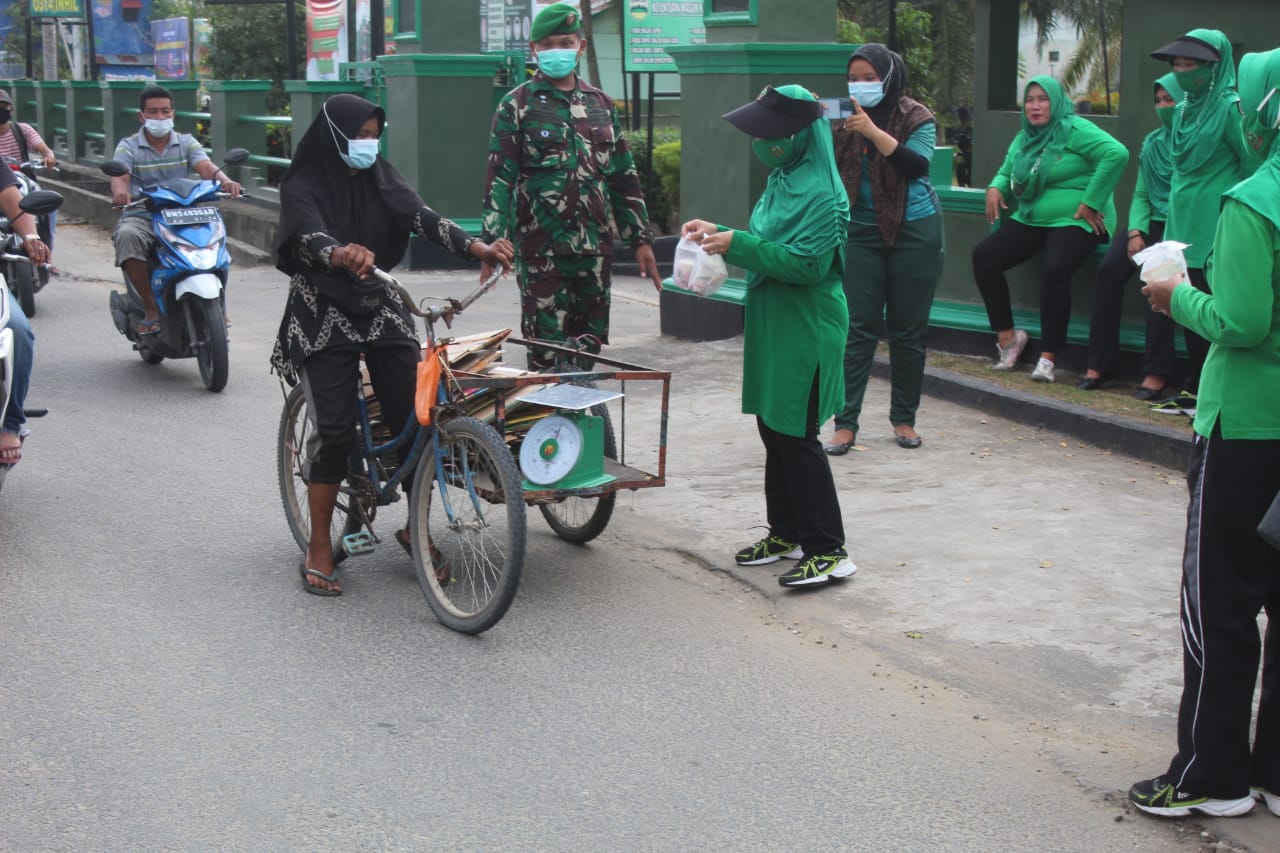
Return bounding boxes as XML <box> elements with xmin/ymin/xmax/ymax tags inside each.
<box><xmin>989</xmin><ymin>120</ymin><xmax>1129</xmax><ymax>235</ymax></box>
<box><xmin>1164</xmin><ymin>107</ymin><xmax>1251</xmax><ymax>268</ymax></box>
<box><xmin>1172</xmin><ymin>198</ymin><xmax>1280</xmax><ymax>439</ymax></box>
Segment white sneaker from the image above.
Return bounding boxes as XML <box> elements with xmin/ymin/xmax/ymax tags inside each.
<box><xmin>992</xmin><ymin>329</ymin><xmax>1029</xmax><ymax>370</ymax></box>
<box><xmin>1253</xmin><ymin>787</ymin><xmax>1280</xmax><ymax>817</ymax></box>
<box><xmin>1031</xmin><ymin>357</ymin><xmax>1056</xmax><ymax>383</ymax></box>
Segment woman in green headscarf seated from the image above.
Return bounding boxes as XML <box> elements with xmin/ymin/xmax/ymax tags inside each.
<box><xmin>680</xmin><ymin>84</ymin><xmax>855</xmax><ymax>590</ymax></box>
<box><xmin>1079</xmin><ymin>74</ymin><xmax>1184</xmax><ymax>399</ymax></box>
<box><xmin>1143</xmin><ymin>28</ymin><xmax>1254</xmax><ymax>415</ymax></box>
<box><xmin>1129</xmin><ymin>45</ymin><xmax>1280</xmax><ymax>823</ymax></box>
<box><xmin>971</xmin><ymin>75</ymin><xmax>1129</xmax><ymax>383</ymax></box>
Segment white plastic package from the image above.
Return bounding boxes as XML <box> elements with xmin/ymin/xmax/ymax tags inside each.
<box><xmin>671</xmin><ymin>236</ymin><xmax>729</xmax><ymax>297</ymax></box>
<box><xmin>1132</xmin><ymin>240</ymin><xmax>1191</xmax><ymax>288</ymax></box>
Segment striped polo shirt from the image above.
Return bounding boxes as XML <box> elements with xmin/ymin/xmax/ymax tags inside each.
<box><xmin>112</xmin><ymin>128</ymin><xmax>209</xmax><ymax>196</ymax></box>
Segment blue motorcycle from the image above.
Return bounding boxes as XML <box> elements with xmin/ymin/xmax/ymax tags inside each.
<box><xmin>100</xmin><ymin>148</ymin><xmax>249</xmax><ymax>392</ymax></box>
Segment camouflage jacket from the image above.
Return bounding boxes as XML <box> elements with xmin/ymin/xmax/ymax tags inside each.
<box><xmin>483</xmin><ymin>73</ymin><xmax>653</xmax><ymax>260</ymax></box>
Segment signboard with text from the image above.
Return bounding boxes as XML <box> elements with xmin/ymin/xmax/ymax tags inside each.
<box><xmin>622</xmin><ymin>0</ymin><xmax>703</xmax><ymax>73</ymax></box>
<box><xmin>152</xmin><ymin>17</ymin><xmax>190</xmax><ymax>80</ymax></box>
<box><xmin>28</xmin><ymin>0</ymin><xmax>85</xmax><ymax>18</ymax></box>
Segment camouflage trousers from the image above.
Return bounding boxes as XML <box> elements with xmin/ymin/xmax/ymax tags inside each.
<box><xmin>516</xmin><ymin>253</ymin><xmax>611</xmax><ymax>371</ymax></box>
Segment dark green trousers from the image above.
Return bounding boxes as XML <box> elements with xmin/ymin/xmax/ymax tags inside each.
<box><xmin>834</xmin><ymin>213</ymin><xmax>943</xmax><ymax>434</ymax></box>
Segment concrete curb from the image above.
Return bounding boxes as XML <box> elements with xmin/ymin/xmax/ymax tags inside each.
<box><xmin>871</xmin><ymin>355</ymin><xmax>1194</xmax><ymax>469</ymax></box>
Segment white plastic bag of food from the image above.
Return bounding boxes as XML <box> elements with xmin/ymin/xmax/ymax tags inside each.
<box><xmin>1132</xmin><ymin>240</ymin><xmax>1191</xmax><ymax>288</ymax></box>
<box><xmin>671</xmin><ymin>236</ymin><xmax>729</xmax><ymax>297</ymax></box>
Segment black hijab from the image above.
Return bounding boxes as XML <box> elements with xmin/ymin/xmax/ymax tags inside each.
<box><xmin>275</xmin><ymin>94</ymin><xmax>425</xmax><ymax>276</ymax></box>
<box><xmin>849</xmin><ymin>43</ymin><xmax>908</xmax><ymax>128</ymax></box>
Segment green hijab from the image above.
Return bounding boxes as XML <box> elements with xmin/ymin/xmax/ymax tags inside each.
<box><xmin>1139</xmin><ymin>72</ymin><xmax>1184</xmax><ymax>218</ymax></box>
<box><xmin>1010</xmin><ymin>76</ymin><xmax>1075</xmax><ymax>207</ymax></box>
<box><xmin>745</xmin><ymin>84</ymin><xmax>850</xmax><ymax>287</ymax></box>
<box><xmin>1223</xmin><ymin>48</ymin><xmax>1280</xmax><ymax>230</ymax></box>
<box><xmin>1169</xmin><ymin>28</ymin><xmax>1240</xmax><ymax>174</ymax></box>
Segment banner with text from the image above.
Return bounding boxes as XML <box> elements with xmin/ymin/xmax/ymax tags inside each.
<box><xmin>623</xmin><ymin>0</ymin><xmax>703</xmax><ymax>73</ymax></box>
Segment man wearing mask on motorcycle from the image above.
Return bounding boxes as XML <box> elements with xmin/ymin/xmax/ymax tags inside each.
<box><xmin>109</xmin><ymin>85</ymin><xmax>242</xmax><ymax>337</ymax></box>
<box><xmin>483</xmin><ymin>2</ymin><xmax>661</xmax><ymax>371</ymax></box>
<box><xmin>0</xmin><ymin>162</ymin><xmax>50</xmax><ymax>465</ymax></box>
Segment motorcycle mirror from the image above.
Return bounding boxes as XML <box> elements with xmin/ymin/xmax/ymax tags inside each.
<box><xmin>100</xmin><ymin>159</ymin><xmax>130</xmax><ymax>178</ymax></box>
<box><xmin>222</xmin><ymin>148</ymin><xmax>250</xmax><ymax>166</ymax></box>
<box><xmin>19</xmin><ymin>189</ymin><xmax>64</xmax><ymax>216</ymax></box>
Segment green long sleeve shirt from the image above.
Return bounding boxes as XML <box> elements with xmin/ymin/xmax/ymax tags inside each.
<box><xmin>722</xmin><ymin>229</ymin><xmax>847</xmax><ymax>438</ymax></box>
<box><xmin>1172</xmin><ymin>198</ymin><xmax>1280</xmax><ymax>438</ymax></box>
<box><xmin>989</xmin><ymin>120</ymin><xmax>1129</xmax><ymax>235</ymax></box>
<box><xmin>1164</xmin><ymin>107</ymin><xmax>1251</xmax><ymax>268</ymax></box>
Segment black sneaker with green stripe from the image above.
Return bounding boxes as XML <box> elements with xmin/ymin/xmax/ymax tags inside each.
<box><xmin>777</xmin><ymin>551</ymin><xmax>857</xmax><ymax>587</ymax></box>
<box><xmin>734</xmin><ymin>534</ymin><xmax>803</xmax><ymax>566</ymax></box>
<box><xmin>1128</xmin><ymin>776</ymin><xmax>1256</xmax><ymax>817</ymax></box>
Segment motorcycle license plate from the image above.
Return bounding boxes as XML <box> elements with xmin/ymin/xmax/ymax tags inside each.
<box><xmin>161</xmin><ymin>207</ymin><xmax>219</xmax><ymax>225</ymax></box>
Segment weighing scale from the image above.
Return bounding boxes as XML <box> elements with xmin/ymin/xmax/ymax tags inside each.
<box><xmin>517</xmin><ymin>384</ymin><xmax>623</xmax><ymax>490</ymax></box>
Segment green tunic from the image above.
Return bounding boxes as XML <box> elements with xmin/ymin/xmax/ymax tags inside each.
<box><xmin>723</xmin><ymin>231</ymin><xmax>847</xmax><ymax>438</ymax></box>
<box><xmin>989</xmin><ymin>120</ymin><xmax>1129</xmax><ymax>235</ymax></box>
<box><xmin>1164</xmin><ymin>114</ymin><xmax>1251</xmax><ymax>268</ymax></box>
<box><xmin>1173</xmin><ymin>198</ymin><xmax>1280</xmax><ymax>439</ymax></box>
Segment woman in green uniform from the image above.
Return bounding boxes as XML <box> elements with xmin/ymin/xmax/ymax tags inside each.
<box><xmin>1129</xmin><ymin>46</ymin><xmax>1280</xmax><ymax>821</ymax></box>
<box><xmin>971</xmin><ymin>76</ymin><xmax>1129</xmax><ymax>383</ymax></box>
<box><xmin>1147</xmin><ymin>29</ymin><xmax>1252</xmax><ymax>414</ymax></box>
<box><xmin>681</xmin><ymin>85</ymin><xmax>854</xmax><ymax>588</ymax></box>
<box><xmin>1079</xmin><ymin>74</ymin><xmax>1183</xmax><ymax>398</ymax></box>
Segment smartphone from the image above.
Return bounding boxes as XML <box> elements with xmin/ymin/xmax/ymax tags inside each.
<box><xmin>819</xmin><ymin>97</ymin><xmax>856</xmax><ymax>120</ymax></box>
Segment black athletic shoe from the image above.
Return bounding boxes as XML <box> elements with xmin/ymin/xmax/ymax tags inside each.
<box><xmin>1128</xmin><ymin>776</ymin><xmax>1255</xmax><ymax>818</ymax></box>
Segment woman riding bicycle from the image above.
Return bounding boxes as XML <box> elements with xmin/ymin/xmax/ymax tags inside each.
<box><xmin>270</xmin><ymin>94</ymin><xmax>512</xmax><ymax>596</ymax></box>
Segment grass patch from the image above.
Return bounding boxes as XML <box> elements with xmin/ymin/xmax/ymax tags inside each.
<box><xmin>920</xmin><ymin>347</ymin><xmax>1195</xmax><ymax>432</ymax></box>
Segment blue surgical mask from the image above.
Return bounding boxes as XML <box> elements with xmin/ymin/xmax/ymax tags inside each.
<box><xmin>536</xmin><ymin>48</ymin><xmax>580</xmax><ymax>80</ymax></box>
<box><xmin>848</xmin><ymin>81</ymin><xmax>886</xmax><ymax>108</ymax></box>
<box><xmin>342</xmin><ymin>138</ymin><xmax>380</xmax><ymax>170</ymax></box>
<box><xmin>144</xmin><ymin>117</ymin><xmax>174</xmax><ymax>137</ymax></box>
<box><xmin>324</xmin><ymin>104</ymin><xmax>380</xmax><ymax>170</ymax></box>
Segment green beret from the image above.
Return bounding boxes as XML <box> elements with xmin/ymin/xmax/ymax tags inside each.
<box><xmin>530</xmin><ymin>3</ymin><xmax>582</xmax><ymax>42</ymax></box>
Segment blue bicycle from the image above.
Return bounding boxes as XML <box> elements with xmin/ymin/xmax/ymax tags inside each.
<box><xmin>277</xmin><ymin>269</ymin><xmax>526</xmax><ymax>634</ymax></box>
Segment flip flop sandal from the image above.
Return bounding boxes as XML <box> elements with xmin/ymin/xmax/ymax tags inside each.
<box><xmin>136</xmin><ymin>318</ymin><xmax>160</xmax><ymax>336</ymax></box>
<box><xmin>299</xmin><ymin>563</ymin><xmax>342</xmax><ymax>596</ymax></box>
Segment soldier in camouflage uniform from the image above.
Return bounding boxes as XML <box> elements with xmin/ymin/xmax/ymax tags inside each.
<box><xmin>483</xmin><ymin>2</ymin><xmax>661</xmax><ymax>370</ymax></box>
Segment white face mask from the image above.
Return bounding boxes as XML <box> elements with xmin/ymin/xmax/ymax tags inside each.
<box><xmin>144</xmin><ymin>117</ymin><xmax>174</xmax><ymax>137</ymax></box>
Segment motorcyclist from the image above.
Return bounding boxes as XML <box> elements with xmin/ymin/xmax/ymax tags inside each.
<box><xmin>0</xmin><ymin>164</ymin><xmax>50</xmax><ymax>464</ymax></box>
<box><xmin>109</xmin><ymin>84</ymin><xmax>242</xmax><ymax>336</ymax></box>
<box><xmin>0</xmin><ymin>89</ymin><xmax>59</xmax><ymax>256</ymax></box>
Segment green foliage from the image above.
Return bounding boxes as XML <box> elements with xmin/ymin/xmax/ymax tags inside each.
<box><xmin>1020</xmin><ymin>0</ymin><xmax>1123</xmax><ymax>108</ymax></box>
<box><xmin>650</xmin><ymin>140</ymin><xmax>682</xmax><ymax>232</ymax></box>
<box><xmin>206</xmin><ymin>1</ymin><xmax>304</xmax><ymax>114</ymax></box>
<box><xmin>628</xmin><ymin>125</ymin><xmax>680</xmax><ymax>234</ymax></box>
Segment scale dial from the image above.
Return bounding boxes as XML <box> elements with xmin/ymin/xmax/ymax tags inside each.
<box><xmin>519</xmin><ymin>415</ymin><xmax>584</xmax><ymax>485</ymax></box>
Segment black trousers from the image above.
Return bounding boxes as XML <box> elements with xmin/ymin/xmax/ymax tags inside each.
<box><xmin>1182</xmin><ymin>268</ymin><xmax>1212</xmax><ymax>395</ymax></box>
<box><xmin>1085</xmin><ymin>222</ymin><xmax>1178</xmax><ymax>377</ymax></box>
<box><xmin>297</xmin><ymin>341</ymin><xmax>420</xmax><ymax>484</ymax></box>
<box><xmin>756</xmin><ymin>375</ymin><xmax>845</xmax><ymax>556</ymax></box>
<box><xmin>972</xmin><ymin>219</ymin><xmax>1102</xmax><ymax>354</ymax></box>
<box><xmin>1166</xmin><ymin>429</ymin><xmax>1280</xmax><ymax>798</ymax></box>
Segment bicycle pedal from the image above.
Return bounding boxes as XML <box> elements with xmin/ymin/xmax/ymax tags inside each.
<box><xmin>340</xmin><ymin>531</ymin><xmax>377</xmax><ymax>556</ymax></box>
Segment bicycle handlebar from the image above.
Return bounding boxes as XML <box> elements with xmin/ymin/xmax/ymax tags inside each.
<box><xmin>372</xmin><ymin>266</ymin><xmax>505</xmax><ymax>332</ymax></box>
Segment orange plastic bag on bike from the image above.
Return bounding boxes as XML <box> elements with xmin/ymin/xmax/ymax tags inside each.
<box><xmin>416</xmin><ymin>346</ymin><xmax>445</xmax><ymax>426</ymax></box>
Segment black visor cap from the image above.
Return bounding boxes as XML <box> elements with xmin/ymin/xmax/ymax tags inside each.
<box><xmin>723</xmin><ymin>86</ymin><xmax>823</xmax><ymax>139</ymax></box>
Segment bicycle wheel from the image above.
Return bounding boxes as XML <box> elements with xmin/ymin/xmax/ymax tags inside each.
<box><xmin>410</xmin><ymin>416</ymin><xmax>526</xmax><ymax>634</ymax></box>
<box><xmin>277</xmin><ymin>384</ymin><xmax>360</xmax><ymax>564</ymax></box>
<box><xmin>538</xmin><ymin>403</ymin><xmax>617</xmax><ymax>543</ymax></box>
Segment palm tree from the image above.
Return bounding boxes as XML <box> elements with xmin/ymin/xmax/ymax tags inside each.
<box><xmin>1021</xmin><ymin>0</ymin><xmax>1123</xmax><ymax>112</ymax></box>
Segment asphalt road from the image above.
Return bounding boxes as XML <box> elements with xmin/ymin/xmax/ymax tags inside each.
<box><xmin>0</xmin><ymin>223</ymin><xmax>1271</xmax><ymax>851</ymax></box>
